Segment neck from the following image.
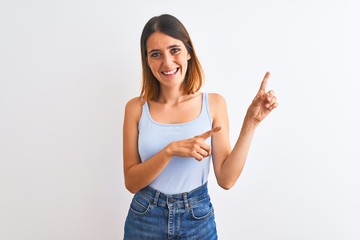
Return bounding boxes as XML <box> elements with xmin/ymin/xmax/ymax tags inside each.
<box><xmin>156</xmin><ymin>88</ymin><xmax>189</xmax><ymax>105</ymax></box>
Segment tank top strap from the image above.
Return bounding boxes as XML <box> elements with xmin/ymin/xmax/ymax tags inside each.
<box><xmin>138</xmin><ymin>101</ymin><xmax>150</xmax><ymax>130</ymax></box>
<box><xmin>202</xmin><ymin>92</ymin><xmax>212</xmax><ymax>126</ymax></box>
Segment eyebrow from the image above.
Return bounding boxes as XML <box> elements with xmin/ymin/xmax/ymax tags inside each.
<box><xmin>147</xmin><ymin>45</ymin><xmax>182</xmax><ymax>54</ymax></box>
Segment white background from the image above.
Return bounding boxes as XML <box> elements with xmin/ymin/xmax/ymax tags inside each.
<box><xmin>1</xmin><ymin>0</ymin><xmax>359</xmax><ymax>239</ymax></box>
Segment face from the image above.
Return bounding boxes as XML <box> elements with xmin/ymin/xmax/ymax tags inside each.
<box><xmin>146</xmin><ymin>32</ymin><xmax>191</xmax><ymax>90</ymax></box>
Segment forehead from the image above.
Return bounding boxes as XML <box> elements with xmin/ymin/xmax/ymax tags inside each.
<box><xmin>146</xmin><ymin>32</ymin><xmax>185</xmax><ymax>50</ymax></box>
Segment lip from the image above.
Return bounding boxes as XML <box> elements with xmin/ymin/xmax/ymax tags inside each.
<box><xmin>161</xmin><ymin>68</ymin><xmax>179</xmax><ymax>76</ymax></box>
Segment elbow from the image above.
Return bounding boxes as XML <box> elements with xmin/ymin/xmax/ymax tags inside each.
<box><xmin>126</xmin><ymin>186</ymin><xmax>138</xmax><ymax>194</ymax></box>
<box><xmin>124</xmin><ymin>170</ymin><xmax>142</xmax><ymax>194</ymax></box>
<box><xmin>217</xmin><ymin>179</ymin><xmax>236</xmax><ymax>190</ymax></box>
<box><xmin>216</xmin><ymin>170</ymin><xmax>242</xmax><ymax>190</ymax></box>
<box><xmin>125</xmin><ymin>180</ymin><xmax>140</xmax><ymax>194</ymax></box>
<box><xmin>220</xmin><ymin>185</ymin><xmax>232</xmax><ymax>191</ymax></box>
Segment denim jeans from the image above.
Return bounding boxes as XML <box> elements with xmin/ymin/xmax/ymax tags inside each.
<box><xmin>124</xmin><ymin>182</ymin><xmax>218</xmax><ymax>240</ymax></box>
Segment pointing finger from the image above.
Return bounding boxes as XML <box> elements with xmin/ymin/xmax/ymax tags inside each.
<box><xmin>258</xmin><ymin>71</ymin><xmax>270</xmax><ymax>92</ymax></box>
<box><xmin>196</xmin><ymin>126</ymin><xmax>221</xmax><ymax>140</ymax></box>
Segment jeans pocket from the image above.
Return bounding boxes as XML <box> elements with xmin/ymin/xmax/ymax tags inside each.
<box><xmin>129</xmin><ymin>192</ymin><xmax>152</xmax><ymax>216</ymax></box>
<box><xmin>190</xmin><ymin>198</ymin><xmax>214</xmax><ymax>220</ymax></box>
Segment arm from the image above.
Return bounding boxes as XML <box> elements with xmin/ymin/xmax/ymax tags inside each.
<box><xmin>123</xmin><ymin>98</ymin><xmax>174</xmax><ymax>194</ymax></box>
<box><xmin>211</xmin><ymin>72</ymin><xmax>278</xmax><ymax>190</ymax></box>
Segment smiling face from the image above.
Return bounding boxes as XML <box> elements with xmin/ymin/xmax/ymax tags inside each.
<box><xmin>146</xmin><ymin>32</ymin><xmax>191</xmax><ymax>91</ymax></box>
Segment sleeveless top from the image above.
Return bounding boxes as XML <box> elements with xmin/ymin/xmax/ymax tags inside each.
<box><xmin>138</xmin><ymin>93</ymin><xmax>213</xmax><ymax>194</ymax></box>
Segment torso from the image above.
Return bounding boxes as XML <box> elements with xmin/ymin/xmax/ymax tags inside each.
<box><xmin>137</xmin><ymin>92</ymin><xmax>213</xmax><ymax>194</ymax></box>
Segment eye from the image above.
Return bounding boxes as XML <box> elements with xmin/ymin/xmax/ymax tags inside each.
<box><xmin>149</xmin><ymin>51</ymin><xmax>161</xmax><ymax>58</ymax></box>
<box><xmin>171</xmin><ymin>48</ymin><xmax>180</xmax><ymax>54</ymax></box>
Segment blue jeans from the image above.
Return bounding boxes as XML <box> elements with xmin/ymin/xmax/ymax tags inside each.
<box><xmin>124</xmin><ymin>182</ymin><xmax>218</xmax><ymax>240</ymax></box>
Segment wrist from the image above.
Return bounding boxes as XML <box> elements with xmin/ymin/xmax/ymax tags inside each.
<box><xmin>164</xmin><ymin>142</ymin><xmax>175</xmax><ymax>158</ymax></box>
<box><xmin>243</xmin><ymin>115</ymin><xmax>259</xmax><ymax>130</ymax></box>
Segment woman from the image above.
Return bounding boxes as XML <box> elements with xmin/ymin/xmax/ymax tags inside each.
<box><xmin>123</xmin><ymin>14</ymin><xmax>278</xmax><ymax>239</ymax></box>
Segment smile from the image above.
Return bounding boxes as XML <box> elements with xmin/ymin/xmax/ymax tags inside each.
<box><xmin>161</xmin><ymin>68</ymin><xmax>179</xmax><ymax>76</ymax></box>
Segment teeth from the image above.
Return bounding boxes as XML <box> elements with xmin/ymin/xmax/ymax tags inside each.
<box><xmin>163</xmin><ymin>69</ymin><xmax>177</xmax><ymax>75</ymax></box>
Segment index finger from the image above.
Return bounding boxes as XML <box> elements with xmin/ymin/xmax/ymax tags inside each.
<box><xmin>258</xmin><ymin>71</ymin><xmax>270</xmax><ymax>92</ymax></box>
<box><xmin>196</xmin><ymin>126</ymin><xmax>221</xmax><ymax>140</ymax></box>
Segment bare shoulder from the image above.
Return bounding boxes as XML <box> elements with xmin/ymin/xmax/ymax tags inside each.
<box><xmin>125</xmin><ymin>96</ymin><xmax>143</xmax><ymax>108</ymax></box>
<box><xmin>208</xmin><ymin>93</ymin><xmax>227</xmax><ymax>108</ymax></box>
<box><xmin>124</xmin><ymin>97</ymin><xmax>144</xmax><ymax>122</ymax></box>
<box><xmin>207</xmin><ymin>93</ymin><xmax>228</xmax><ymax>119</ymax></box>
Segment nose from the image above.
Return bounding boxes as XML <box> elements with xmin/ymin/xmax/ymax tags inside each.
<box><xmin>162</xmin><ymin>53</ymin><xmax>173</xmax><ymax>67</ymax></box>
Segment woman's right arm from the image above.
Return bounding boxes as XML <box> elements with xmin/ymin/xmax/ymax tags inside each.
<box><xmin>123</xmin><ymin>98</ymin><xmax>174</xmax><ymax>194</ymax></box>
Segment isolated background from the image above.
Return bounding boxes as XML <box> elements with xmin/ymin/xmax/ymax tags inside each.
<box><xmin>1</xmin><ymin>0</ymin><xmax>359</xmax><ymax>239</ymax></box>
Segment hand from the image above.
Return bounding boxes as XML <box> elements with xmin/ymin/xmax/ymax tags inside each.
<box><xmin>246</xmin><ymin>72</ymin><xmax>278</xmax><ymax>124</ymax></box>
<box><xmin>168</xmin><ymin>127</ymin><xmax>221</xmax><ymax>161</ymax></box>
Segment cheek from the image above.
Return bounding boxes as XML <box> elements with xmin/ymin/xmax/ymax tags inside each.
<box><xmin>147</xmin><ymin>62</ymin><xmax>159</xmax><ymax>75</ymax></box>
<box><xmin>182</xmin><ymin>59</ymin><xmax>189</xmax><ymax>71</ymax></box>
<box><xmin>181</xmin><ymin>54</ymin><xmax>190</xmax><ymax>67</ymax></box>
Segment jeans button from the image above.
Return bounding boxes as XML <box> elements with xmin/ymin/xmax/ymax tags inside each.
<box><xmin>168</xmin><ymin>197</ymin><xmax>176</xmax><ymax>203</ymax></box>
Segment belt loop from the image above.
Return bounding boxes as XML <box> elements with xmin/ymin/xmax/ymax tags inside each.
<box><xmin>183</xmin><ymin>192</ymin><xmax>190</xmax><ymax>209</ymax></box>
<box><xmin>153</xmin><ymin>190</ymin><xmax>160</xmax><ymax>206</ymax></box>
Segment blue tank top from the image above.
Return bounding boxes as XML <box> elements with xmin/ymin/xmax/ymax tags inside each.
<box><xmin>138</xmin><ymin>93</ymin><xmax>213</xmax><ymax>194</ymax></box>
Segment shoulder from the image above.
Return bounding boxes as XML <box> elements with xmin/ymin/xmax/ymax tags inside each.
<box><xmin>124</xmin><ymin>97</ymin><xmax>144</xmax><ymax>123</ymax></box>
<box><xmin>208</xmin><ymin>92</ymin><xmax>225</xmax><ymax>101</ymax></box>
<box><xmin>207</xmin><ymin>93</ymin><xmax>228</xmax><ymax>118</ymax></box>
<box><xmin>207</xmin><ymin>93</ymin><xmax>227</xmax><ymax>107</ymax></box>
<box><xmin>125</xmin><ymin>96</ymin><xmax>144</xmax><ymax>109</ymax></box>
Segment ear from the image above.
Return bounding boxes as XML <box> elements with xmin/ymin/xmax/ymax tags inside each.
<box><xmin>187</xmin><ymin>53</ymin><xmax>191</xmax><ymax>60</ymax></box>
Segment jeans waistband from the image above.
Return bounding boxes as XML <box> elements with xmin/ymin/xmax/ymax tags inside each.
<box><xmin>138</xmin><ymin>182</ymin><xmax>209</xmax><ymax>209</ymax></box>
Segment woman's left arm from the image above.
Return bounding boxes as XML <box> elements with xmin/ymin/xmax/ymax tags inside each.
<box><xmin>211</xmin><ymin>72</ymin><xmax>278</xmax><ymax>190</ymax></box>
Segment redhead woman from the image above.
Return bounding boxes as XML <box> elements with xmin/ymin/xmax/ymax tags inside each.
<box><xmin>123</xmin><ymin>14</ymin><xmax>278</xmax><ymax>239</ymax></box>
